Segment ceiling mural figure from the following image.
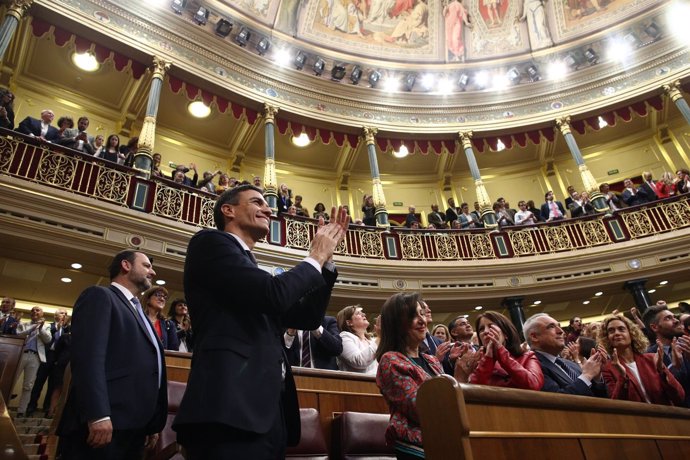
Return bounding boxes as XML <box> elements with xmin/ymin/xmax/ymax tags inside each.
<box><xmin>444</xmin><ymin>0</ymin><xmax>472</xmax><ymax>62</ymax></box>
<box><xmin>466</xmin><ymin>0</ymin><xmax>528</xmax><ymax>59</ymax></box>
<box><xmin>275</xmin><ymin>0</ymin><xmax>302</xmax><ymax>35</ymax></box>
<box><xmin>479</xmin><ymin>0</ymin><xmax>509</xmax><ymax>27</ymax></box>
<box><xmin>519</xmin><ymin>0</ymin><xmax>553</xmax><ymax>50</ymax></box>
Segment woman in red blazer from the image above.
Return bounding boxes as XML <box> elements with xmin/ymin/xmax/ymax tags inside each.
<box><xmin>376</xmin><ymin>292</ymin><xmax>447</xmax><ymax>459</ymax></box>
<box><xmin>459</xmin><ymin>311</ymin><xmax>543</xmax><ymax>390</ymax></box>
<box><xmin>599</xmin><ymin>315</ymin><xmax>684</xmax><ymax>406</ymax></box>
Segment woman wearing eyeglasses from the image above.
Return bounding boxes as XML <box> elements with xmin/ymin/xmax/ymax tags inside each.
<box><xmin>141</xmin><ymin>286</ymin><xmax>180</xmax><ymax>351</ymax></box>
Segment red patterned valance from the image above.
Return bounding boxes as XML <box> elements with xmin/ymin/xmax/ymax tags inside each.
<box><xmin>30</xmin><ymin>18</ymin><xmax>147</xmax><ymax>79</ymax></box>
<box><xmin>570</xmin><ymin>95</ymin><xmax>663</xmax><ymax>135</ymax></box>
<box><xmin>167</xmin><ymin>76</ymin><xmax>258</xmax><ymax>123</ymax></box>
<box><xmin>275</xmin><ymin>118</ymin><xmax>359</xmax><ymax>148</ymax></box>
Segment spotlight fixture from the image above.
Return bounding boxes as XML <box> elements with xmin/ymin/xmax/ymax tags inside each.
<box><xmin>420</xmin><ymin>73</ymin><xmax>435</xmax><ymax>90</ymax></box>
<box><xmin>256</xmin><ymin>37</ymin><xmax>270</xmax><ymax>55</ymax></box>
<box><xmin>294</xmin><ymin>51</ymin><xmax>306</xmax><ymax>70</ymax></box>
<box><xmin>564</xmin><ymin>52</ymin><xmax>579</xmax><ymax>69</ymax></box>
<box><xmin>547</xmin><ymin>61</ymin><xmax>568</xmax><ymax>80</ymax></box>
<box><xmin>644</xmin><ymin>22</ymin><xmax>661</xmax><ymax>41</ymax></box>
<box><xmin>403</xmin><ymin>73</ymin><xmax>416</xmax><ymax>91</ymax></box>
<box><xmin>71</xmin><ymin>263</ymin><xmax>82</xmax><ymax>269</ymax></box>
<box><xmin>474</xmin><ymin>71</ymin><xmax>489</xmax><ymax>89</ymax></box>
<box><xmin>436</xmin><ymin>78</ymin><xmax>453</xmax><ymax>94</ymax></box>
<box><xmin>331</xmin><ymin>63</ymin><xmax>346</xmax><ymax>81</ymax></box>
<box><xmin>525</xmin><ymin>65</ymin><xmax>541</xmax><ymax>82</ymax></box>
<box><xmin>457</xmin><ymin>73</ymin><xmax>469</xmax><ymax>90</ymax></box>
<box><xmin>506</xmin><ymin>67</ymin><xmax>521</xmax><ymax>84</ymax></box>
<box><xmin>623</xmin><ymin>32</ymin><xmax>640</xmax><ymax>49</ymax></box>
<box><xmin>313</xmin><ymin>57</ymin><xmax>325</xmax><ymax>76</ymax></box>
<box><xmin>349</xmin><ymin>65</ymin><xmax>362</xmax><ymax>85</ymax></box>
<box><xmin>584</xmin><ymin>48</ymin><xmax>599</xmax><ymax>64</ymax></box>
<box><xmin>155</xmin><ymin>280</ymin><xmax>167</xmax><ymax>286</ymax></box>
<box><xmin>193</xmin><ymin>7</ymin><xmax>209</xmax><ymax>25</ymax></box>
<box><xmin>368</xmin><ymin>70</ymin><xmax>381</xmax><ymax>87</ymax></box>
<box><xmin>171</xmin><ymin>0</ymin><xmax>187</xmax><ymax>14</ymax></box>
<box><xmin>235</xmin><ymin>27</ymin><xmax>251</xmax><ymax>47</ymax></box>
<box><xmin>215</xmin><ymin>19</ymin><xmax>233</xmax><ymax>37</ymax></box>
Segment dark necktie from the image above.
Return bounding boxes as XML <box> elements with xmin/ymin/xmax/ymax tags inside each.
<box><xmin>301</xmin><ymin>330</ymin><xmax>312</xmax><ymax>368</ymax></box>
<box><xmin>555</xmin><ymin>357</ymin><xmax>579</xmax><ymax>382</ymax></box>
<box><xmin>246</xmin><ymin>250</ymin><xmax>258</xmax><ymax>266</ymax></box>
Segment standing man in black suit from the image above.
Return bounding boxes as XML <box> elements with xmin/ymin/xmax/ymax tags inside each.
<box><xmin>173</xmin><ymin>184</ymin><xmax>348</xmax><ymax>459</ymax></box>
<box><xmin>57</xmin><ymin>251</ymin><xmax>167</xmax><ymax>459</ymax></box>
<box><xmin>284</xmin><ymin>315</ymin><xmax>343</xmax><ymax>370</ymax></box>
<box><xmin>540</xmin><ymin>190</ymin><xmax>566</xmax><ymax>222</ymax></box>
<box><xmin>523</xmin><ymin>313</ymin><xmax>607</xmax><ymax>397</ymax></box>
<box><xmin>16</xmin><ymin>109</ymin><xmax>60</xmax><ymax>142</ymax></box>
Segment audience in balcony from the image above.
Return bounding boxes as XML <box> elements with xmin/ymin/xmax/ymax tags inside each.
<box><xmin>375</xmin><ymin>292</ymin><xmax>445</xmax><ymax>459</ymax></box>
<box><xmin>471</xmin><ymin>202</ymin><xmax>484</xmax><ymax>227</ymax></box>
<box><xmin>455</xmin><ymin>311</ymin><xmax>543</xmax><ymax>391</ymax></box>
<box><xmin>599</xmin><ymin>183</ymin><xmax>623</xmax><ymax>212</ymax></box>
<box><xmin>641</xmin><ymin>171</ymin><xmax>660</xmax><ymax>202</ymax></box>
<box><xmin>458</xmin><ymin>202</ymin><xmax>481</xmax><ymax>229</ymax></box>
<box><xmin>57</xmin><ymin>116</ymin><xmax>94</xmax><ymax>153</ymax></box>
<box><xmin>427</xmin><ymin>204</ymin><xmax>446</xmax><ymax>229</ymax></box>
<box><xmin>142</xmin><ymin>286</ymin><xmax>179</xmax><ymax>351</ymax></box>
<box><xmin>89</xmin><ymin>134</ymin><xmax>105</xmax><ymax>157</ymax></box>
<box><xmin>655</xmin><ymin>171</ymin><xmax>676</xmax><ymax>199</ymax></box>
<box><xmin>445</xmin><ymin>197</ymin><xmax>459</xmax><ymax>224</ymax></box>
<box><xmin>197</xmin><ymin>170</ymin><xmax>221</xmax><ymax>194</ymax></box>
<box><xmin>515</xmin><ymin>200</ymin><xmax>538</xmax><ymax>225</ymax></box>
<box><xmin>172</xmin><ymin>163</ymin><xmax>198</xmax><ymax>187</ymax></box>
<box><xmin>17</xmin><ymin>109</ymin><xmax>60</xmax><ymax>142</ymax></box>
<box><xmin>215</xmin><ymin>174</ymin><xmax>231</xmax><ymax>194</ymax></box>
<box><xmin>118</xmin><ymin>136</ymin><xmax>139</xmax><ymax>168</ymax></box>
<box><xmin>287</xmin><ymin>205</ymin><xmax>297</xmax><ymax>216</ymax></box>
<box><xmin>523</xmin><ymin>313</ymin><xmax>607</xmax><ymax>397</ymax></box>
<box><xmin>404</xmin><ymin>205</ymin><xmax>418</xmax><ymax>228</ymax></box>
<box><xmin>55</xmin><ymin>116</ymin><xmax>74</xmax><ymax>139</ymax></box>
<box><xmin>568</xmin><ymin>191</ymin><xmax>595</xmax><ymax>218</ymax></box>
<box><xmin>541</xmin><ymin>190</ymin><xmax>566</xmax><ymax>222</ymax></box>
<box><xmin>622</xmin><ymin>178</ymin><xmax>649</xmax><ymax>206</ymax></box>
<box><xmin>599</xmin><ymin>314</ymin><xmax>685</xmax><ymax>406</ymax></box>
<box><xmin>252</xmin><ymin>175</ymin><xmax>262</xmax><ymax>189</ymax></box>
<box><xmin>494</xmin><ymin>201</ymin><xmax>514</xmax><ymax>228</ymax></box>
<box><xmin>525</xmin><ymin>200</ymin><xmax>542</xmax><ymax>222</ymax></box>
<box><xmin>294</xmin><ymin>194</ymin><xmax>309</xmax><ymax>217</ymax></box>
<box><xmin>0</xmin><ymin>89</ymin><xmax>15</xmax><ymax>130</ymax></box>
<box><xmin>277</xmin><ymin>183</ymin><xmax>292</xmax><ymax>215</ymax></box>
<box><xmin>564</xmin><ymin>185</ymin><xmax>576</xmax><ymax>209</ymax></box>
<box><xmin>168</xmin><ymin>298</ymin><xmax>193</xmax><ymax>353</ymax></box>
<box><xmin>151</xmin><ymin>153</ymin><xmax>164</xmax><ymax>178</ymax></box>
<box><xmin>337</xmin><ymin>304</ymin><xmax>378</xmax><ymax>374</ymax></box>
<box><xmin>362</xmin><ymin>195</ymin><xmax>376</xmax><ymax>226</ymax></box>
<box><xmin>314</xmin><ymin>202</ymin><xmax>330</xmax><ymax>222</ymax></box>
<box><xmin>94</xmin><ymin>134</ymin><xmax>123</xmax><ymax>163</ymax></box>
<box><xmin>675</xmin><ymin>169</ymin><xmax>690</xmax><ymax>194</ymax></box>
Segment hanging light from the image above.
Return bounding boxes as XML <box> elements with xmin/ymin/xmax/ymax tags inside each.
<box><xmin>393</xmin><ymin>144</ymin><xmax>409</xmax><ymax>158</ymax></box>
<box><xmin>188</xmin><ymin>101</ymin><xmax>211</xmax><ymax>118</ymax></box>
<box><xmin>72</xmin><ymin>52</ymin><xmax>99</xmax><ymax>72</ymax></box>
<box><xmin>291</xmin><ymin>133</ymin><xmax>311</xmax><ymax>147</ymax></box>
<box><xmin>598</xmin><ymin>116</ymin><xmax>608</xmax><ymax>128</ymax></box>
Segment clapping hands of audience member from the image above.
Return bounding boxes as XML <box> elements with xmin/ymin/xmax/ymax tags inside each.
<box><xmin>566</xmin><ymin>341</ymin><xmax>581</xmax><ymax>364</ymax></box>
<box><xmin>453</xmin><ymin>343</ymin><xmax>482</xmax><ymax>383</ymax></box>
<box><xmin>654</xmin><ymin>340</ymin><xmax>667</xmax><ymax>373</ymax></box>
<box><xmin>676</xmin><ymin>335</ymin><xmax>690</xmax><ymax>359</ymax></box>
<box><xmin>610</xmin><ymin>348</ymin><xmax>627</xmax><ymax>378</ymax></box>
<box><xmin>580</xmin><ymin>347</ymin><xmax>605</xmax><ymax>381</ymax></box>
<box><xmin>308</xmin><ymin>206</ymin><xmax>348</xmax><ymax>266</ymax></box>
<box><xmin>483</xmin><ymin>324</ymin><xmax>503</xmax><ymax>358</ymax></box>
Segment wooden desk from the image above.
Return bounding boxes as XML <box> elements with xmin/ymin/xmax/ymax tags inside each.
<box><xmin>0</xmin><ymin>335</ymin><xmax>25</xmax><ymax>403</ymax></box>
<box><xmin>417</xmin><ymin>375</ymin><xmax>690</xmax><ymax>460</ymax></box>
<box><xmin>0</xmin><ymin>392</ymin><xmax>28</xmax><ymax>460</ymax></box>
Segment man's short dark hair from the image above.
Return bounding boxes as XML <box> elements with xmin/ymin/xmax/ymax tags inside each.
<box><xmin>213</xmin><ymin>184</ymin><xmax>264</xmax><ymax>231</ymax></box>
<box><xmin>679</xmin><ymin>301</ymin><xmax>690</xmax><ymax>314</ymax></box>
<box><xmin>108</xmin><ymin>250</ymin><xmax>139</xmax><ymax>280</ymax></box>
<box><xmin>78</xmin><ymin>116</ymin><xmax>89</xmax><ymax>124</ymax></box>
<box><xmin>642</xmin><ymin>304</ymin><xmax>667</xmax><ymax>331</ymax></box>
<box><xmin>545</xmin><ymin>191</ymin><xmax>552</xmax><ymax>200</ymax></box>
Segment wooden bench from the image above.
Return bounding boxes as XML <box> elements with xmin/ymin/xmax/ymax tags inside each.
<box><xmin>417</xmin><ymin>375</ymin><xmax>690</xmax><ymax>460</ymax></box>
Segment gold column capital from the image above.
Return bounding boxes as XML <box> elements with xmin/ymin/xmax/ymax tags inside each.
<box><xmin>264</xmin><ymin>104</ymin><xmax>278</xmax><ymax>124</ymax></box>
<box><xmin>662</xmin><ymin>81</ymin><xmax>683</xmax><ymax>103</ymax></box>
<box><xmin>458</xmin><ymin>131</ymin><xmax>473</xmax><ymax>150</ymax></box>
<box><xmin>151</xmin><ymin>57</ymin><xmax>171</xmax><ymax>80</ymax></box>
<box><xmin>363</xmin><ymin>126</ymin><xmax>378</xmax><ymax>145</ymax></box>
<box><xmin>6</xmin><ymin>0</ymin><xmax>33</xmax><ymax>20</ymax></box>
<box><xmin>556</xmin><ymin>116</ymin><xmax>572</xmax><ymax>136</ymax></box>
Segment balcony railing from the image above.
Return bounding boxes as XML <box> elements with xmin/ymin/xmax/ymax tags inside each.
<box><xmin>2</xmin><ymin>130</ymin><xmax>690</xmax><ymax>261</ymax></box>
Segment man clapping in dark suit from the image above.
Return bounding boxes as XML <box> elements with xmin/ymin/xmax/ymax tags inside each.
<box><xmin>16</xmin><ymin>109</ymin><xmax>59</xmax><ymax>142</ymax></box>
<box><xmin>523</xmin><ymin>313</ymin><xmax>607</xmax><ymax>397</ymax></box>
<box><xmin>173</xmin><ymin>184</ymin><xmax>348</xmax><ymax>459</ymax></box>
<box><xmin>284</xmin><ymin>315</ymin><xmax>343</xmax><ymax>370</ymax></box>
<box><xmin>57</xmin><ymin>251</ymin><xmax>167</xmax><ymax>459</ymax></box>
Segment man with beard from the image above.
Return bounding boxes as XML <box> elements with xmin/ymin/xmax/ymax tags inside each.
<box><xmin>643</xmin><ymin>305</ymin><xmax>690</xmax><ymax>406</ymax></box>
<box><xmin>58</xmin><ymin>251</ymin><xmax>167</xmax><ymax>458</ymax></box>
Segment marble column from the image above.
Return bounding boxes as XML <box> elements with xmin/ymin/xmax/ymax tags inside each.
<box><xmin>663</xmin><ymin>81</ymin><xmax>690</xmax><ymax>126</ymax></box>
<box><xmin>556</xmin><ymin>117</ymin><xmax>608</xmax><ymax>213</ymax></box>
<box><xmin>263</xmin><ymin>104</ymin><xmax>279</xmax><ymax>213</ymax></box>
<box><xmin>135</xmin><ymin>57</ymin><xmax>170</xmax><ymax>177</ymax></box>
<box><xmin>0</xmin><ymin>0</ymin><xmax>32</xmax><ymax>61</ymax></box>
<box><xmin>624</xmin><ymin>279</ymin><xmax>652</xmax><ymax>313</ymax></box>
<box><xmin>363</xmin><ymin>127</ymin><xmax>388</xmax><ymax>226</ymax></box>
<box><xmin>459</xmin><ymin>131</ymin><xmax>496</xmax><ymax>228</ymax></box>
<box><xmin>502</xmin><ymin>297</ymin><xmax>526</xmax><ymax>341</ymax></box>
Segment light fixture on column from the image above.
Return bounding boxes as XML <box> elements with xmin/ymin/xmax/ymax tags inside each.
<box><xmin>256</xmin><ymin>37</ymin><xmax>270</xmax><ymax>55</ymax></box>
<box><xmin>368</xmin><ymin>70</ymin><xmax>381</xmax><ymax>88</ymax></box>
<box><xmin>350</xmin><ymin>65</ymin><xmax>362</xmax><ymax>84</ymax></box>
<box><xmin>215</xmin><ymin>19</ymin><xmax>233</xmax><ymax>37</ymax></box>
<box><xmin>525</xmin><ymin>65</ymin><xmax>541</xmax><ymax>82</ymax></box>
<box><xmin>313</xmin><ymin>57</ymin><xmax>325</xmax><ymax>76</ymax></box>
<box><xmin>403</xmin><ymin>73</ymin><xmax>416</xmax><ymax>91</ymax></box>
<box><xmin>457</xmin><ymin>73</ymin><xmax>469</xmax><ymax>90</ymax></box>
<box><xmin>193</xmin><ymin>7</ymin><xmax>209</xmax><ymax>25</ymax></box>
<box><xmin>235</xmin><ymin>27</ymin><xmax>251</xmax><ymax>47</ymax></box>
<box><xmin>584</xmin><ymin>48</ymin><xmax>599</xmax><ymax>64</ymax></box>
<box><xmin>331</xmin><ymin>63</ymin><xmax>346</xmax><ymax>81</ymax></box>
<box><xmin>171</xmin><ymin>0</ymin><xmax>187</xmax><ymax>14</ymax></box>
<box><xmin>294</xmin><ymin>51</ymin><xmax>306</xmax><ymax>70</ymax></box>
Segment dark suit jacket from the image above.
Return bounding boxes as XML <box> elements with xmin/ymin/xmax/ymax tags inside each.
<box><xmin>155</xmin><ymin>318</ymin><xmax>180</xmax><ymax>351</ymax></box>
<box><xmin>640</xmin><ymin>181</ymin><xmax>659</xmax><ymax>202</ymax></box>
<box><xmin>622</xmin><ymin>187</ymin><xmax>648</xmax><ymax>207</ymax></box>
<box><xmin>284</xmin><ymin>316</ymin><xmax>343</xmax><ymax>371</ymax></box>
<box><xmin>173</xmin><ymin>229</ymin><xmax>337</xmax><ymax>446</ymax></box>
<box><xmin>540</xmin><ymin>200</ymin><xmax>566</xmax><ymax>221</ymax></box>
<box><xmin>58</xmin><ymin>285</ymin><xmax>167</xmax><ymax>436</ymax></box>
<box><xmin>445</xmin><ymin>207</ymin><xmax>459</xmax><ymax>224</ymax></box>
<box><xmin>536</xmin><ymin>352</ymin><xmax>607</xmax><ymax>397</ymax></box>
<box><xmin>16</xmin><ymin>116</ymin><xmax>59</xmax><ymax>141</ymax></box>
